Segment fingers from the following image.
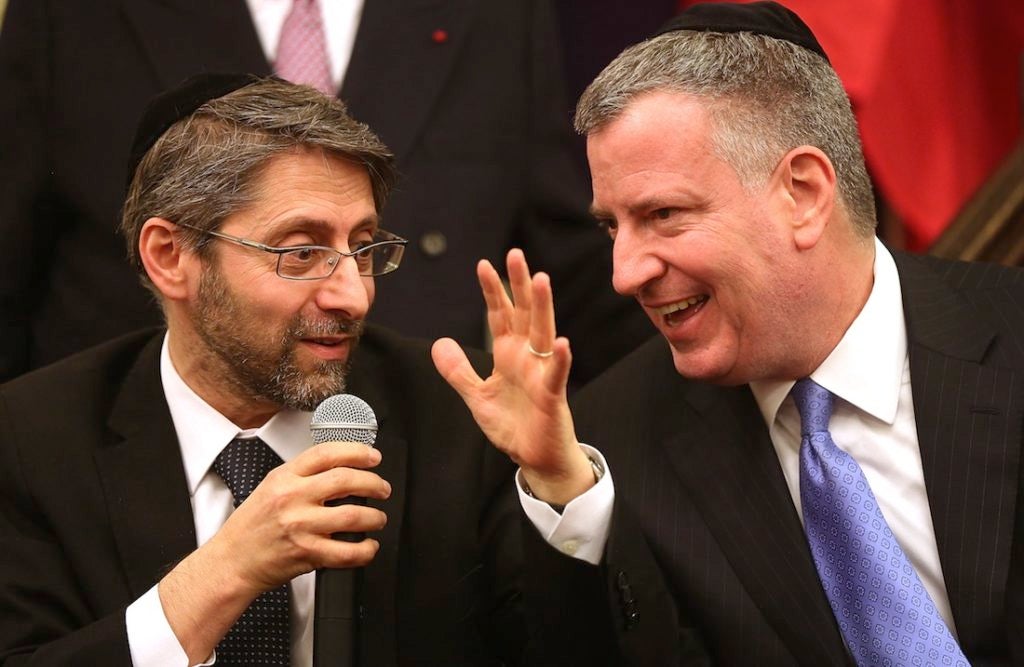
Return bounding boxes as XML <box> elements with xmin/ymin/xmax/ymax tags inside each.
<box><xmin>315</xmin><ymin>536</ymin><xmax>381</xmax><ymax>569</ymax></box>
<box><xmin>506</xmin><ymin>249</ymin><xmax>533</xmax><ymax>336</ymax></box>
<box><xmin>290</xmin><ymin>440</ymin><xmax>381</xmax><ymax>477</ymax></box>
<box><xmin>431</xmin><ymin>337</ymin><xmax>483</xmax><ymax>398</ymax></box>
<box><xmin>528</xmin><ymin>271</ymin><xmax>556</xmax><ymax>356</ymax></box>
<box><xmin>477</xmin><ymin>259</ymin><xmax>512</xmax><ymax>338</ymax></box>
<box><xmin>546</xmin><ymin>336</ymin><xmax>573</xmax><ymax>393</ymax></box>
<box><xmin>308</xmin><ymin>465</ymin><xmax>391</xmax><ymax>503</ymax></box>
<box><xmin>307</xmin><ymin>502</ymin><xmax>389</xmax><ymax>536</ymax></box>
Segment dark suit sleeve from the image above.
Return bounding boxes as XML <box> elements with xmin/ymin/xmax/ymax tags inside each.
<box><xmin>0</xmin><ymin>0</ymin><xmax>61</xmax><ymax>382</ymax></box>
<box><xmin>519</xmin><ymin>496</ymin><xmax>711</xmax><ymax>666</ymax></box>
<box><xmin>513</xmin><ymin>0</ymin><xmax>654</xmax><ymax>386</ymax></box>
<box><xmin>0</xmin><ymin>391</ymin><xmax>133</xmax><ymax>665</ymax></box>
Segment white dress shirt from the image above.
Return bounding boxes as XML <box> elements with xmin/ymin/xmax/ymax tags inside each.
<box><xmin>527</xmin><ymin>239</ymin><xmax>958</xmax><ymax>635</ymax></box>
<box><xmin>125</xmin><ymin>336</ymin><xmax>317</xmax><ymax>667</ymax></box>
<box><xmin>246</xmin><ymin>0</ymin><xmax>364</xmax><ymax>91</ymax></box>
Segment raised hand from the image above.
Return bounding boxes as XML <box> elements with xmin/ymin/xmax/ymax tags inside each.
<box><xmin>432</xmin><ymin>249</ymin><xmax>595</xmax><ymax>505</ymax></box>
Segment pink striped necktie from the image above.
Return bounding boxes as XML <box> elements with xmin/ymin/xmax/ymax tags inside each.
<box><xmin>275</xmin><ymin>0</ymin><xmax>335</xmax><ymax>96</ymax></box>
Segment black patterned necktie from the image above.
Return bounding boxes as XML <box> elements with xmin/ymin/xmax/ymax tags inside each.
<box><xmin>793</xmin><ymin>379</ymin><xmax>967</xmax><ymax>666</ymax></box>
<box><xmin>211</xmin><ymin>437</ymin><xmax>291</xmax><ymax>666</ymax></box>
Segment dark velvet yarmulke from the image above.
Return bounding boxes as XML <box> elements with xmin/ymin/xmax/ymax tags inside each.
<box><xmin>653</xmin><ymin>1</ymin><xmax>829</xmax><ymax>62</ymax></box>
<box><xmin>125</xmin><ymin>72</ymin><xmax>261</xmax><ymax>189</ymax></box>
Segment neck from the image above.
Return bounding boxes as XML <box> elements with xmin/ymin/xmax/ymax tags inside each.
<box><xmin>791</xmin><ymin>235</ymin><xmax>876</xmax><ymax>379</ymax></box>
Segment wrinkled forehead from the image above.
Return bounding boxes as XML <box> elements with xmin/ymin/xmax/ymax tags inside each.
<box><xmin>586</xmin><ymin>92</ymin><xmax>717</xmax><ymax>174</ymax></box>
<box><xmin>226</xmin><ymin>150</ymin><xmax>380</xmax><ymax>238</ymax></box>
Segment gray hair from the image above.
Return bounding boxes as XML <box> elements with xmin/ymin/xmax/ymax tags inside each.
<box><xmin>575</xmin><ymin>30</ymin><xmax>876</xmax><ymax>236</ymax></box>
<box><xmin>121</xmin><ymin>77</ymin><xmax>397</xmax><ymax>293</ymax></box>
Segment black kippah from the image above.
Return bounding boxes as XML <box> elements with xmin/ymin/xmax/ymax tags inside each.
<box><xmin>125</xmin><ymin>72</ymin><xmax>262</xmax><ymax>190</ymax></box>
<box><xmin>653</xmin><ymin>1</ymin><xmax>829</xmax><ymax>63</ymax></box>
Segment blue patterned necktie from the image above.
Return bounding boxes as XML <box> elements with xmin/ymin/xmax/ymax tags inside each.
<box><xmin>792</xmin><ymin>379</ymin><xmax>968</xmax><ymax>666</ymax></box>
<box><xmin>211</xmin><ymin>437</ymin><xmax>291</xmax><ymax>666</ymax></box>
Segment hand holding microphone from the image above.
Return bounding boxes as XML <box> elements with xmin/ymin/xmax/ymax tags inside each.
<box><xmin>311</xmin><ymin>393</ymin><xmax>379</xmax><ymax>543</ymax></box>
<box><xmin>157</xmin><ymin>395</ymin><xmax>388</xmax><ymax>666</ymax></box>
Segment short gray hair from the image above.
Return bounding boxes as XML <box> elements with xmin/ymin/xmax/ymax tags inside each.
<box><xmin>575</xmin><ymin>30</ymin><xmax>876</xmax><ymax>236</ymax></box>
<box><xmin>121</xmin><ymin>77</ymin><xmax>397</xmax><ymax>293</ymax></box>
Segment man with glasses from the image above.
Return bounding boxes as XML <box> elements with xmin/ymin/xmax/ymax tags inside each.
<box><xmin>0</xmin><ymin>75</ymin><xmax>526</xmax><ymax>665</ymax></box>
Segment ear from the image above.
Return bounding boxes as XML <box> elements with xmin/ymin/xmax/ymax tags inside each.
<box><xmin>769</xmin><ymin>146</ymin><xmax>836</xmax><ymax>250</ymax></box>
<box><xmin>138</xmin><ymin>217</ymin><xmax>197</xmax><ymax>302</ymax></box>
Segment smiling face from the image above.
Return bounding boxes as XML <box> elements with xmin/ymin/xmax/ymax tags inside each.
<box><xmin>179</xmin><ymin>148</ymin><xmax>379</xmax><ymax>416</ymax></box>
<box><xmin>588</xmin><ymin>91</ymin><xmax>813</xmax><ymax>385</ymax></box>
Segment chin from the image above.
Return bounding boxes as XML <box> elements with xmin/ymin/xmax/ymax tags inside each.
<box><xmin>668</xmin><ymin>345</ymin><xmax>743</xmax><ymax>386</ymax></box>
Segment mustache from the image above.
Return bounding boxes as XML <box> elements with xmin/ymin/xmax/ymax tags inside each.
<box><xmin>288</xmin><ymin>316</ymin><xmax>365</xmax><ymax>339</ymax></box>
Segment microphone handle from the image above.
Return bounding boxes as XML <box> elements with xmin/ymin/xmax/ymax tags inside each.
<box><xmin>313</xmin><ymin>496</ymin><xmax>366</xmax><ymax>667</ymax></box>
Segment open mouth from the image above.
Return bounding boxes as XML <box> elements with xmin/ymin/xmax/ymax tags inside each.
<box><xmin>304</xmin><ymin>337</ymin><xmax>345</xmax><ymax>347</ymax></box>
<box><xmin>654</xmin><ymin>295</ymin><xmax>709</xmax><ymax>327</ymax></box>
<box><xmin>299</xmin><ymin>337</ymin><xmax>353</xmax><ymax>360</ymax></box>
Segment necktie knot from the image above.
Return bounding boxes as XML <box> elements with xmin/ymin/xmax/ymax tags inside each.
<box><xmin>212</xmin><ymin>437</ymin><xmax>283</xmax><ymax>508</ymax></box>
<box><xmin>790</xmin><ymin>378</ymin><xmax>834</xmax><ymax>436</ymax></box>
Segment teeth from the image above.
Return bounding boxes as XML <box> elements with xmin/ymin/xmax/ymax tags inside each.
<box><xmin>655</xmin><ymin>296</ymin><xmax>706</xmax><ymax>316</ymax></box>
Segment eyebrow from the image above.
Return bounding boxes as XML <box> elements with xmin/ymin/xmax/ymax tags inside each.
<box><xmin>590</xmin><ymin>196</ymin><xmax>698</xmax><ymax>221</ymax></box>
<box><xmin>259</xmin><ymin>215</ymin><xmax>382</xmax><ymax>241</ymax></box>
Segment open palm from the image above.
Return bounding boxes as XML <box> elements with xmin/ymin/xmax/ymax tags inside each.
<box><xmin>432</xmin><ymin>250</ymin><xmax>592</xmax><ymax>501</ymax></box>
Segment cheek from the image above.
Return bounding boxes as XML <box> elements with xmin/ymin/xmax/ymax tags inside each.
<box><xmin>245</xmin><ymin>283</ymin><xmax>312</xmax><ymax>322</ymax></box>
<box><xmin>362</xmin><ymin>277</ymin><xmax>375</xmax><ymax>309</ymax></box>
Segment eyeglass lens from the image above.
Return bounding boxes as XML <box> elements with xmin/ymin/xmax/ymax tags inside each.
<box><xmin>277</xmin><ymin>243</ymin><xmax>404</xmax><ymax>278</ymax></box>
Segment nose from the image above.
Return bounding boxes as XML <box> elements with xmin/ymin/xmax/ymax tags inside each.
<box><xmin>313</xmin><ymin>254</ymin><xmax>372</xmax><ymax>319</ymax></box>
<box><xmin>611</xmin><ymin>225</ymin><xmax>665</xmax><ymax>297</ymax></box>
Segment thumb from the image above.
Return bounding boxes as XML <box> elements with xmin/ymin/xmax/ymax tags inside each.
<box><xmin>431</xmin><ymin>338</ymin><xmax>483</xmax><ymax>399</ymax></box>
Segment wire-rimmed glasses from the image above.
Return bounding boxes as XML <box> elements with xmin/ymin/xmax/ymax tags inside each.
<box><xmin>174</xmin><ymin>222</ymin><xmax>407</xmax><ymax>279</ymax></box>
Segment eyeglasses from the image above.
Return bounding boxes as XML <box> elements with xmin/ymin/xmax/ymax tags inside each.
<box><xmin>174</xmin><ymin>222</ymin><xmax>407</xmax><ymax>279</ymax></box>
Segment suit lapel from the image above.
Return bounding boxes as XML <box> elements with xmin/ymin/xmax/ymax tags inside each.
<box><xmin>897</xmin><ymin>253</ymin><xmax>1022</xmax><ymax>648</ymax></box>
<box><xmin>665</xmin><ymin>382</ymin><xmax>848</xmax><ymax>664</ymax></box>
<box><xmin>341</xmin><ymin>0</ymin><xmax>475</xmax><ymax>163</ymax></box>
<box><xmin>96</xmin><ymin>334</ymin><xmax>198</xmax><ymax>597</ymax></box>
<box><xmin>119</xmin><ymin>0</ymin><xmax>269</xmax><ymax>90</ymax></box>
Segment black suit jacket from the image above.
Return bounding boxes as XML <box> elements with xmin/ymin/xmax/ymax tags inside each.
<box><xmin>0</xmin><ymin>325</ymin><xmax>525</xmax><ymax>665</ymax></box>
<box><xmin>529</xmin><ymin>252</ymin><xmax>1024</xmax><ymax>665</ymax></box>
<box><xmin>0</xmin><ymin>0</ymin><xmax>652</xmax><ymax>383</ymax></box>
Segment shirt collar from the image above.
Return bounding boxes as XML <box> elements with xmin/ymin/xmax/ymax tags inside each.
<box><xmin>750</xmin><ymin>238</ymin><xmax>907</xmax><ymax>427</ymax></box>
<box><xmin>160</xmin><ymin>335</ymin><xmax>313</xmax><ymax>495</ymax></box>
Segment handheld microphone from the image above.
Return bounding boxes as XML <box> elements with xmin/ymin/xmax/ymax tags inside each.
<box><xmin>311</xmin><ymin>394</ymin><xmax>377</xmax><ymax>667</ymax></box>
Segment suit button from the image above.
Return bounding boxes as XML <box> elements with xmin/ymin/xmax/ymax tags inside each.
<box><xmin>419</xmin><ymin>231</ymin><xmax>447</xmax><ymax>257</ymax></box>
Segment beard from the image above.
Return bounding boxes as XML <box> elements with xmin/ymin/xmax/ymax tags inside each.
<box><xmin>193</xmin><ymin>263</ymin><xmax>363</xmax><ymax>411</ymax></box>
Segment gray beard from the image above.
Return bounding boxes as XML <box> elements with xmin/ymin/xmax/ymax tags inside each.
<box><xmin>193</xmin><ymin>263</ymin><xmax>363</xmax><ymax>411</ymax></box>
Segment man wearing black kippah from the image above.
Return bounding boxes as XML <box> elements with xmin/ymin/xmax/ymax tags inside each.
<box><xmin>0</xmin><ymin>76</ymin><xmax>532</xmax><ymax>666</ymax></box>
<box><xmin>434</xmin><ymin>2</ymin><xmax>1024</xmax><ymax>665</ymax></box>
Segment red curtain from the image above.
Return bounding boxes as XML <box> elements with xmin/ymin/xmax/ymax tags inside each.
<box><xmin>678</xmin><ymin>0</ymin><xmax>1024</xmax><ymax>249</ymax></box>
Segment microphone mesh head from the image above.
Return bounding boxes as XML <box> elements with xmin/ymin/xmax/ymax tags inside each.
<box><xmin>311</xmin><ymin>394</ymin><xmax>378</xmax><ymax>446</ymax></box>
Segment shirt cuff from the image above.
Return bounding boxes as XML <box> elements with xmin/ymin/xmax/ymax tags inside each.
<box><xmin>126</xmin><ymin>584</ymin><xmax>215</xmax><ymax>667</ymax></box>
<box><xmin>517</xmin><ymin>444</ymin><xmax>614</xmax><ymax>565</ymax></box>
